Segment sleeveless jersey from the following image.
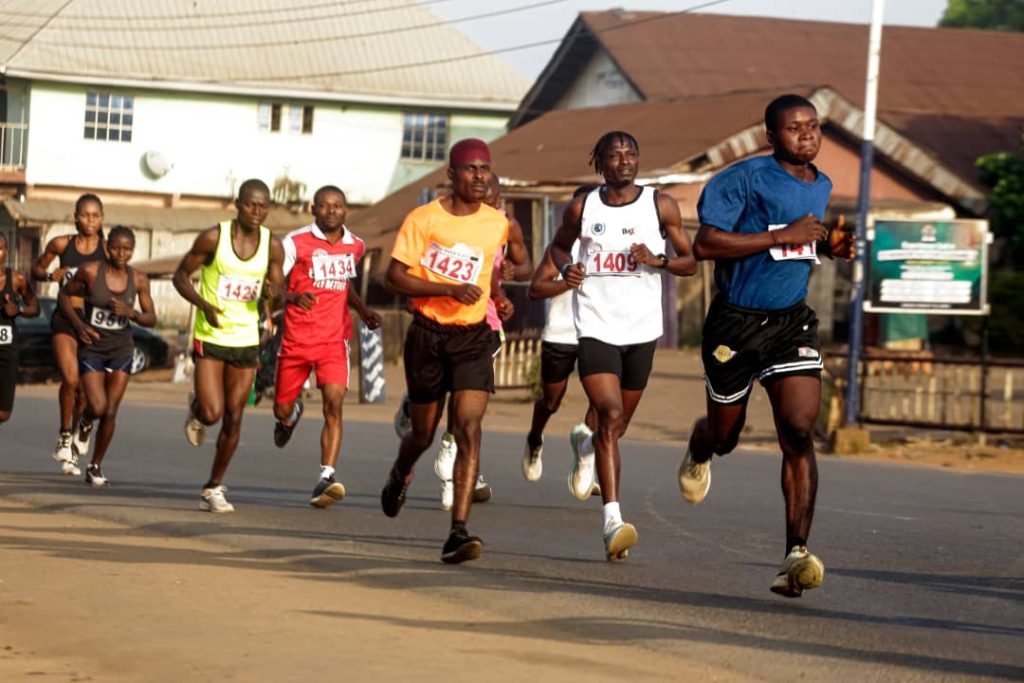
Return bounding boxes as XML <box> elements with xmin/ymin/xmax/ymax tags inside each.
<box><xmin>542</xmin><ymin>240</ymin><xmax>581</xmax><ymax>346</ymax></box>
<box><xmin>573</xmin><ymin>186</ymin><xmax>665</xmax><ymax>346</ymax></box>
<box><xmin>194</xmin><ymin>221</ymin><xmax>271</xmax><ymax>348</ymax></box>
<box><xmin>281</xmin><ymin>223</ymin><xmax>365</xmax><ymax>350</ymax></box>
<box><xmin>81</xmin><ymin>265</ymin><xmax>136</xmax><ymax>360</ymax></box>
<box><xmin>58</xmin><ymin>235</ymin><xmax>105</xmax><ymax>288</ymax></box>
<box><xmin>0</xmin><ymin>268</ymin><xmax>17</xmax><ymax>352</ymax></box>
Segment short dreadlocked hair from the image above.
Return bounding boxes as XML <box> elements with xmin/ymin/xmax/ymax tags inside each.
<box><xmin>589</xmin><ymin>131</ymin><xmax>639</xmax><ymax>174</ymax></box>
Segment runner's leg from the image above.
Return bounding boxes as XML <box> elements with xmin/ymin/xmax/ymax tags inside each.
<box><xmin>764</xmin><ymin>374</ymin><xmax>820</xmax><ymax>551</ymax></box>
<box><xmin>193</xmin><ymin>356</ymin><xmax>226</xmax><ymax>425</ymax></box>
<box><xmin>448</xmin><ymin>389</ymin><xmax>488</xmax><ymax>522</ymax></box>
<box><xmin>689</xmin><ymin>396</ymin><xmax>748</xmax><ymax>462</ymax></box>
<box><xmin>580</xmin><ymin>373</ymin><xmax>624</xmax><ymax>504</ymax></box>
<box><xmin>53</xmin><ymin>334</ymin><xmax>80</xmax><ymax>431</ymax></box>
<box><xmin>207</xmin><ymin>363</ymin><xmax>255</xmax><ymax>486</ymax></box>
<box><xmin>528</xmin><ymin>376</ymin><xmax>569</xmax><ymax>446</ymax></box>
<box><xmin>319</xmin><ymin>383</ymin><xmax>346</xmax><ymax>469</ymax></box>
<box><xmin>89</xmin><ymin>370</ymin><xmax>130</xmax><ymax>469</ymax></box>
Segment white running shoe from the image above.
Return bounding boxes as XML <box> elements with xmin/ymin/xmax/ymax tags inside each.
<box><xmin>200</xmin><ymin>485</ymin><xmax>235</xmax><ymax>513</ymax></box>
<box><xmin>678</xmin><ymin>445</ymin><xmax>711</xmax><ymax>505</ymax></box>
<box><xmin>472</xmin><ymin>475</ymin><xmax>492</xmax><ymax>503</ymax></box>
<box><xmin>603</xmin><ymin>522</ymin><xmax>638</xmax><ymax>561</ymax></box>
<box><xmin>522</xmin><ymin>438</ymin><xmax>543</xmax><ymax>482</ymax></box>
<box><xmin>184</xmin><ymin>393</ymin><xmax>206</xmax><ymax>447</ymax></box>
<box><xmin>393</xmin><ymin>394</ymin><xmax>412</xmax><ymax>439</ymax></box>
<box><xmin>52</xmin><ymin>431</ymin><xmax>73</xmax><ymax>464</ymax></box>
<box><xmin>440</xmin><ymin>480</ymin><xmax>454</xmax><ymax>511</ymax></box>
<box><xmin>433</xmin><ymin>431</ymin><xmax>457</xmax><ymax>481</ymax></box>
<box><xmin>770</xmin><ymin>546</ymin><xmax>825</xmax><ymax>598</ymax></box>
<box><xmin>73</xmin><ymin>418</ymin><xmax>94</xmax><ymax>459</ymax></box>
<box><xmin>85</xmin><ymin>464</ymin><xmax>108</xmax><ymax>488</ymax></box>
<box><xmin>61</xmin><ymin>454</ymin><xmax>81</xmax><ymax>477</ymax></box>
<box><xmin>567</xmin><ymin>423</ymin><xmax>596</xmax><ymax>501</ymax></box>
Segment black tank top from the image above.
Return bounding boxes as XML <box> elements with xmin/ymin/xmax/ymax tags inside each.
<box><xmin>0</xmin><ymin>267</ymin><xmax>16</xmax><ymax>351</ymax></box>
<box><xmin>58</xmin><ymin>235</ymin><xmax>105</xmax><ymax>288</ymax></box>
<box><xmin>81</xmin><ymin>264</ymin><xmax>136</xmax><ymax>360</ymax></box>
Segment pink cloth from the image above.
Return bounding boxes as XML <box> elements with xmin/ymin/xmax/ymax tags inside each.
<box><xmin>486</xmin><ymin>250</ymin><xmax>504</xmax><ymax>331</ymax></box>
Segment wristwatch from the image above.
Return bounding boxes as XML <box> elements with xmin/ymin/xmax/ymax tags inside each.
<box><xmin>559</xmin><ymin>262</ymin><xmax>574</xmax><ymax>279</ymax></box>
<box><xmin>656</xmin><ymin>253</ymin><xmax>669</xmax><ymax>269</ymax></box>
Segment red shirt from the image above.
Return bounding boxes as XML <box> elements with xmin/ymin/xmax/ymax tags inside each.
<box><xmin>281</xmin><ymin>223</ymin><xmax>365</xmax><ymax>350</ymax></box>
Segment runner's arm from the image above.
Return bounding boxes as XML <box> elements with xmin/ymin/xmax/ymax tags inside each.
<box><xmin>502</xmin><ymin>216</ymin><xmax>533</xmax><ymax>282</ymax></box>
<box><xmin>659</xmin><ymin>194</ymin><xmax>697</xmax><ymax>276</ymax></box>
<box><xmin>13</xmin><ymin>272</ymin><xmax>39</xmax><ymax>318</ymax></box>
<box><xmin>549</xmin><ymin>197</ymin><xmax>585</xmax><ymax>288</ymax></box>
<box><xmin>58</xmin><ymin>265</ymin><xmax>100</xmax><ymax>343</ymax></box>
<box><xmin>693</xmin><ymin>214</ymin><xmax>827</xmax><ymax>261</ymax></box>
<box><xmin>172</xmin><ymin>227</ymin><xmax>222</xmax><ymax>320</ymax></box>
<box><xmin>347</xmin><ymin>289</ymin><xmax>382</xmax><ymax>329</ymax></box>
<box><xmin>31</xmin><ymin>236</ymin><xmax>69</xmax><ymax>282</ymax></box>
<box><xmin>384</xmin><ymin>258</ymin><xmax>482</xmax><ymax>303</ymax></box>
<box><xmin>131</xmin><ymin>271</ymin><xmax>158</xmax><ymax>328</ymax></box>
<box><xmin>264</xmin><ymin>237</ymin><xmax>287</xmax><ymax>311</ymax></box>
<box><xmin>528</xmin><ymin>248</ymin><xmax>571</xmax><ymax>300</ymax></box>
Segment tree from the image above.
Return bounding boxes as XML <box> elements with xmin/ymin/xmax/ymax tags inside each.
<box><xmin>939</xmin><ymin>0</ymin><xmax>1024</xmax><ymax>31</ymax></box>
<box><xmin>977</xmin><ymin>140</ymin><xmax>1024</xmax><ymax>263</ymax></box>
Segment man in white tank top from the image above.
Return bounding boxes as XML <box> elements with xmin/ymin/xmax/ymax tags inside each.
<box><xmin>549</xmin><ymin>131</ymin><xmax>697</xmax><ymax>561</ymax></box>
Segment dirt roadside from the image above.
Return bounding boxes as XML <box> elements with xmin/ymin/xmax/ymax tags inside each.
<box><xmin>20</xmin><ymin>348</ymin><xmax>1023</xmax><ymax>475</ymax></box>
<box><xmin>0</xmin><ymin>499</ymin><xmax>736</xmax><ymax>682</ymax></box>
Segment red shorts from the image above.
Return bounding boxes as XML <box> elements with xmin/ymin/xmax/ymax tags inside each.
<box><xmin>274</xmin><ymin>341</ymin><xmax>351</xmax><ymax>405</ymax></box>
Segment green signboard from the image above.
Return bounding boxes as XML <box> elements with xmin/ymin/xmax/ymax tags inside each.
<box><xmin>866</xmin><ymin>218</ymin><xmax>990</xmax><ymax>315</ymax></box>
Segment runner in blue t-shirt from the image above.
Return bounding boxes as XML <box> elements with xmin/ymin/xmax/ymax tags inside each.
<box><xmin>677</xmin><ymin>94</ymin><xmax>855</xmax><ymax>598</ymax></box>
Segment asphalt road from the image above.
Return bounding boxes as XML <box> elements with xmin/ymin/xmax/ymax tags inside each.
<box><xmin>2</xmin><ymin>396</ymin><xmax>1022</xmax><ymax>681</ymax></box>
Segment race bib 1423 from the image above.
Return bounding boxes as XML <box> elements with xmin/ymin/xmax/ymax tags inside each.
<box><xmin>421</xmin><ymin>242</ymin><xmax>484</xmax><ymax>283</ymax></box>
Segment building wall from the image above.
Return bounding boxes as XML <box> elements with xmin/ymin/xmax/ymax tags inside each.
<box><xmin>553</xmin><ymin>49</ymin><xmax>642</xmax><ymax>111</ymax></box>
<box><xmin>22</xmin><ymin>81</ymin><xmax>510</xmax><ymax>206</ymax></box>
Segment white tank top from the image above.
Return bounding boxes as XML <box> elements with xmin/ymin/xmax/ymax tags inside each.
<box><xmin>573</xmin><ymin>185</ymin><xmax>665</xmax><ymax>346</ymax></box>
<box><xmin>542</xmin><ymin>240</ymin><xmax>581</xmax><ymax>345</ymax></box>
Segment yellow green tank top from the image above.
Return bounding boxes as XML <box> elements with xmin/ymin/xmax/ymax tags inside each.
<box><xmin>193</xmin><ymin>221</ymin><xmax>270</xmax><ymax>347</ymax></box>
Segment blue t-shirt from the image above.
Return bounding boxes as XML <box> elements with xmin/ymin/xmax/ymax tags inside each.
<box><xmin>697</xmin><ymin>155</ymin><xmax>832</xmax><ymax>310</ymax></box>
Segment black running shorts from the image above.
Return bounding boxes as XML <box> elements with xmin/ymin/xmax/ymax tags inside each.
<box><xmin>50</xmin><ymin>308</ymin><xmax>84</xmax><ymax>338</ymax></box>
<box><xmin>540</xmin><ymin>341</ymin><xmax>578</xmax><ymax>384</ymax></box>
<box><xmin>701</xmin><ymin>295</ymin><xmax>822</xmax><ymax>405</ymax></box>
<box><xmin>577</xmin><ymin>337</ymin><xmax>657</xmax><ymax>391</ymax></box>
<box><xmin>193</xmin><ymin>339</ymin><xmax>260</xmax><ymax>368</ymax></box>
<box><xmin>404</xmin><ymin>314</ymin><xmax>494</xmax><ymax>403</ymax></box>
<box><xmin>0</xmin><ymin>349</ymin><xmax>15</xmax><ymax>412</ymax></box>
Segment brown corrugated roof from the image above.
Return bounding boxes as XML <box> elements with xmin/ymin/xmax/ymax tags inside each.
<box><xmin>513</xmin><ymin>12</ymin><xmax>1024</xmax><ymax>185</ymax></box>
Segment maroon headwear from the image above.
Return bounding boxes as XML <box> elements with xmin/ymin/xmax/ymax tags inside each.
<box><xmin>449</xmin><ymin>138</ymin><xmax>492</xmax><ymax>168</ymax></box>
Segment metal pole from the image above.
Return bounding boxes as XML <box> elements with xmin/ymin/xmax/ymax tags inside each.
<box><xmin>844</xmin><ymin>0</ymin><xmax>886</xmax><ymax>426</ymax></box>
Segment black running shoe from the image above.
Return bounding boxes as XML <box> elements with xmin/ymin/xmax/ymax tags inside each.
<box><xmin>441</xmin><ymin>528</ymin><xmax>484</xmax><ymax>564</ymax></box>
<box><xmin>274</xmin><ymin>399</ymin><xmax>304</xmax><ymax>448</ymax></box>
<box><xmin>381</xmin><ymin>468</ymin><xmax>410</xmax><ymax>518</ymax></box>
<box><xmin>85</xmin><ymin>464</ymin><xmax>109</xmax><ymax>488</ymax></box>
<box><xmin>310</xmin><ymin>475</ymin><xmax>346</xmax><ymax>508</ymax></box>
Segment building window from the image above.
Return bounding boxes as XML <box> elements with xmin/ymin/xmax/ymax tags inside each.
<box><xmin>84</xmin><ymin>92</ymin><xmax>134</xmax><ymax>142</ymax></box>
<box><xmin>259</xmin><ymin>103</ymin><xmax>313</xmax><ymax>134</ymax></box>
<box><xmin>401</xmin><ymin>112</ymin><xmax>448</xmax><ymax>162</ymax></box>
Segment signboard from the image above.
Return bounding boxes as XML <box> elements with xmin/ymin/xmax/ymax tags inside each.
<box><xmin>865</xmin><ymin>218</ymin><xmax>990</xmax><ymax>315</ymax></box>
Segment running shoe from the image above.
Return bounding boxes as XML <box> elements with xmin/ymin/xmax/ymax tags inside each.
<box><xmin>200</xmin><ymin>485</ymin><xmax>235</xmax><ymax>513</ymax></box>
<box><xmin>441</xmin><ymin>528</ymin><xmax>484</xmax><ymax>564</ymax></box>
<box><xmin>440</xmin><ymin>480</ymin><xmax>454</xmax><ymax>511</ymax></box>
<box><xmin>52</xmin><ymin>430</ymin><xmax>73</xmax><ymax>464</ymax></box>
<box><xmin>61</xmin><ymin>453</ymin><xmax>81</xmax><ymax>477</ymax></box>
<box><xmin>73</xmin><ymin>417</ymin><xmax>94</xmax><ymax>459</ymax></box>
<box><xmin>184</xmin><ymin>392</ymin><xmax>206</xmax><ymax>447</ymax></box>
<box><xmin>567</xmin><ymin>423</ymin><xmax>596</xmax><ymax>501</ymax></box>
<box><xmin>433</xmin><ymin>431</ymin><xmax>457</xmax><ymax>481</ymax></box>
<box><xmin>770</xmin><ymin>546</ymin><xmax>825</xmax><ymax>598</ymax></box>
<box><xmin>590</xmin><ymin>483</ymin><xmax>602</xmax><ymax>498</ymax></box>
<box><xmin>85</xmin><ymin>464</ymin><xmax>109</xmax><ymax>488</ymax></box>
<box><xmin>603</xmin><ymin>521</ymin><xmax>638</xmax><ymax>561</ymax></box>
<box><xmin>522</xmin><ymin>437</ymin><xmax>543</xmax><ymax>482</ymax></box>
<box><xmin>381</xmin><ymin>468</ymin><xmax>411</xmax><ymax>518</ymax></box>
<box><xmin>393</xmin><ymin>394</ymin><xmax>412</xmax><ymax>439</ymax></box>
<box><xmin>472</xmin><ymin>475</ymin><xmax>492</xmax><ymax>503</ymax></box>
<box><xmin>273</xmin><ymin>399</ymin><xmax>304</xmax><ymax>448</ymax></box>
<box><xmin>309</xmin><ymin>474</ymin><xmax>345</xmax><ymax>508</ymax></box>
<box><xmin>678</xmin><ymin>445</ymin><xmax>711</xmax><ymax>505</ymax></box>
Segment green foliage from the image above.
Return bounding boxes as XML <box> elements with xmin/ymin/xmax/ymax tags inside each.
<box><xmin>977</xmin><ymin>142</ymin><xmax>1024</xmax><ymax>261</ymax></box>
<box><xmin>939</xmin><ymin>0</ymin><xmax>1024</xmax><ymax>30</ymax></box>
<box><xmin>977</xmin><ymin>270</ymin><xmax>1024</xmax><ymax>352</ymax></box>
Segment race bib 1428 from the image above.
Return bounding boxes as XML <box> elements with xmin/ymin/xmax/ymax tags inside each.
<box><xmin>217</xmin><ymin>274</ymin><xmax>262</xmax><ymax>302</ymax></box>
<box><xmin>421</xmin><ymin>242</ymin><xmax>483</xmax><ymax>283</ymax></box>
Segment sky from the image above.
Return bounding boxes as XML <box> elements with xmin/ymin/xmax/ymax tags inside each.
<box><xmin>429</xmin><ymin>0</ymin><xmax>949</xmax><ymax>78</ymax></box>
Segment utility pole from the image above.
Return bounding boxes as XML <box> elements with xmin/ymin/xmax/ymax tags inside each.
<box><xmin>844</xmin><ymin>0</ymin><xmax>886</xmax><ymax>426</ymax></box>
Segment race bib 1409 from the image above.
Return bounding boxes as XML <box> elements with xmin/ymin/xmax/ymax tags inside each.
<box><xmin>587</xmin><ymin>249</ymin><xmax>640</xmax><ymax>277</ymax></box>
<box><xmin>421</xmin><ymin>242</ymin><xmax>483</xmax><ymax>283</ymax></box>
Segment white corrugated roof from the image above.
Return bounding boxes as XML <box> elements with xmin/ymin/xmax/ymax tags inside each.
<box><xmin>0</xmin><ymin>0</ymin><xmax>529</xmax><ymax>110</ymax></box>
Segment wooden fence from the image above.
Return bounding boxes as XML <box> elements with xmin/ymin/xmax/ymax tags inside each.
<box><xmin>494</xmin><ymin>336</ymin><xmax>542</xmax><ymax>389</ymax></box>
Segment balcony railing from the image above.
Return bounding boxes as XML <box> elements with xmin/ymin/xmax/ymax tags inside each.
<box><xmin>1</xmin><ymin>123</ymin><xmax>28</xmax><ymax>171</ymax></box>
